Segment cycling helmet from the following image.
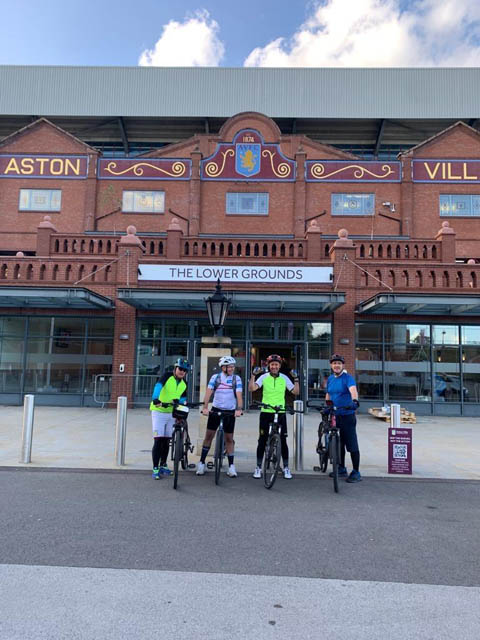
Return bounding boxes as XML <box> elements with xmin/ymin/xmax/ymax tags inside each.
<box><xmin>329</xmin><ymin>354</ymin><xmax>345</xmax><ymax>364</ymax></box>
<box><xmin>174</xmin><ymin>358</ymin><xmax>191</xmax><ymax>371</ymax></box>
<box><xmin>219</xmin><ymin>356</ymin><xmax>236</xmax><ymax>367</ymax></box>
<box><xmin>266</xmin><ymin>354</ymin><xmax>282</xmax><ymax>366</ymax></box>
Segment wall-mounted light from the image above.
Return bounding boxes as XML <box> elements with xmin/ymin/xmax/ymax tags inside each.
<box><xmin>119</xmin><ymin>333</ymin><xmax>129</xmax><ymax>340</ymax></box>
<box><xmin>339</xmin><ymin>338</ymin><xmax>350</xmax><ymax>345</ymax></box>
<box><xmin>382</xmin><ymin>201</ymin><xmax>396</xmax><ymax>213</ymax></box>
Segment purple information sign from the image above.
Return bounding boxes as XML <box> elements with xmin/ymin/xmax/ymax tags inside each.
<box><xmin>388</xmin><ymin>427</ymin><xmax>412</xmax><ymax>475</ymax></box>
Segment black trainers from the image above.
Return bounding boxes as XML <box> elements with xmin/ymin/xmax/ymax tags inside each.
<box><xmin>346</xmin><ymin>470</ymin><xmax>362</xmax><ymax>483</ymax></box>
<box><xmin>329</xmin><ymin>465</ymin><xmax>347</xmax><ymax>478</ymax></box>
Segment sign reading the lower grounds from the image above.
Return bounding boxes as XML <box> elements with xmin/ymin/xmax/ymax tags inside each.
<box><xmin>138</xmin><ymin>264</ymin><xmax>333</xmax><ymax>284</ymax></box>
<box><xmin>388</xmin><ymin>427</ymin><xmax>412</xmax><ymax>475</ymax></box>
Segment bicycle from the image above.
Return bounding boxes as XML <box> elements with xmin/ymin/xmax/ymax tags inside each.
<box><xmin>158</xmin><ymin>400</ymin><xmax>201</xmax><ymax>489</ymax></box>
<box><xmin>307</xmin><ymin>402</ymin><xmax>353</xmax><ymax>493</ymax></box>
<box><xmin>208</xmin><ymin>408</ymin><xmax>236</xmax><ymax>485</ymax></box>
<box><xmin>253</xmin><ymin>402</ymin><xmax>303</xmax><ymax>490</ymax></box>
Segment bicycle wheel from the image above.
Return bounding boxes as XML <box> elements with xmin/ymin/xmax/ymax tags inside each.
<box><xmin>330</xmin><ymin>432</ymin><xmax>339</xmax><ymax>493</ymax></box>
<box><xmin>173</xmin><ymin>428</ymin><xmax>183</xmax><ymax>490</ymax></box>
<box><xmin>214</xmin><ymin>429</ymin><xmax>224</xmax><ymax>485</ymax></box>
<box><xmin>317</xmin><ymin>428</ymin><xmax>329</xmax><ymax>473</ymax></box>
<box><xmin>263</xmin><ymin>433</ymin><xmax>281</xmax><ymax>489</ymax></box>
<box><xmin>181</xmin><ymin>427</ymin><xmax>189</xmax><ymax>470</ymax></box>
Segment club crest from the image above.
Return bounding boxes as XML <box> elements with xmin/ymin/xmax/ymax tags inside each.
<box><xmin>236</xmin><ymin>143</ymin><xmax>260</xmax><ymax>177</ymax></box>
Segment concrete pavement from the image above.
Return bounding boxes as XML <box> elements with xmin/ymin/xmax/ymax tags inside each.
<box><xmin>0</xmin><ymin>405</ymin><xmax>479</xmax><ymax>479</ymax></box>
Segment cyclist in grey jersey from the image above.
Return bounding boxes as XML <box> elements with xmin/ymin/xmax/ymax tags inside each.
<box><xmin>197</xmin><ymin>356</ymin><xmax>243</xmax><ymax>477</ymax></box>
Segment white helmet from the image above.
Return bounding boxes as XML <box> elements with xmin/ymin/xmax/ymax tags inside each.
<box><xmin>219</xmin><ymin>356</ymin><xmax>236</xmax><ymax>367</ymax></box>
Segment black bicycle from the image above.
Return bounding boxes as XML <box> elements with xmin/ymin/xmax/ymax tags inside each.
<box><xmin>254</xmin><ymin>402</ymin><xmax>303</xmax><ymax>490</ymax></box>
<box><xmin>159</xmin><ymin>400</ymin><xmax>201</xmax><ymax>489</ymax></box>
<box><xmin>308</xmin><ymin>402</ymin><xmax>353</xmax><ymax>493</ymax></box>
<box><xmin>208</xmin><ymin>408</ymin><xmax>236</xmax><ymax>485</ymax></box>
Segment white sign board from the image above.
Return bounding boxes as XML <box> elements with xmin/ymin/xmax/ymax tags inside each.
<box><xmin>138</xmin><ymin>264</ymin><xmax>333</xmax><ymax>284</ymax></box>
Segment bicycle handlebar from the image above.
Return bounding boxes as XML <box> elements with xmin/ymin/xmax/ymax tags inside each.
<box><xmin>153</xmin><ymin>399</ymin><xmax>203</xmax><ymax>408</ymax></box>
<box><xmin>252</xmin><ymin>402</ymin><xmax>303</xmax><ymax>415</ymax></box>
<box><xmin>307</xmin><ymin>401</ymin><xmax>356</xmax><ymax>412</ymax></box>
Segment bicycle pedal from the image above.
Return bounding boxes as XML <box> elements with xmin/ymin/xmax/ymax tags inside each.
<box><xmin>187</xmin><ymin>463</ymin><xmax>196</xmax><ymax>469</ymax></box>
<box><xmin>206</xmin><ymin>461</ymin><xmax>214</xmax><ymax>469</ymax></box>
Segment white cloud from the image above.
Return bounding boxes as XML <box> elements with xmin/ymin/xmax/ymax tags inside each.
<box><xmin>244</xmin><ymin>0</ymin><xmax>480</xmax><ymax>67</ymax></box>
<box><xmin>139</xmin><ymin>10</ymin><xmax>224</xmax><ymax>67</ymax></box>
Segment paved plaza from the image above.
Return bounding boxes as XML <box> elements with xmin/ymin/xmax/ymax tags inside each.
<box><xmin>0</xmin><ymin>404</ymin><xmax>478</xmax><ymax>480</ymax></box>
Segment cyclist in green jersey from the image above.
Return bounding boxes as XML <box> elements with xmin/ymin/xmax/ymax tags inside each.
<box><xmin>150</xmin><ymin>358</ymin><xmax>189</xmax><ymax>479</ymax></box>
<box><xmin>249</xmin><ymin>354</ymin><xmax>300</xmax><ymax>479</ymax></box>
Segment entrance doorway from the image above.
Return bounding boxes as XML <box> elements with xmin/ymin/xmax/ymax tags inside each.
<box><xmin>249</xmin><ymin>343</ymin><xmax>304</xmax><ymax>408</ymax></box>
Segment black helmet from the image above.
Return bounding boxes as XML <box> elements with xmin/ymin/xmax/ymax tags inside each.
<box><xmin>329</xmin><ymin>354</ymin><xmax>345</xmax><ymax>364</ymax></box>
<box><xmin>266</xmin><ymin>354</ymin><xmax>282</xmax><ymax>367</ymax></box>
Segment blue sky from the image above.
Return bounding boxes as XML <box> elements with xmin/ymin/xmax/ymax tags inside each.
<box><xmin>1</xmin><ymin>0</ymin><xmax>480</xmax><ymax>67</ymax></box>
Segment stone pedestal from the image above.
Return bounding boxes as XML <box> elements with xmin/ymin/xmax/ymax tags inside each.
<box><xmin>196</xmin><ymin>336</ymin><xmax>232</xmax><ymax>454</ymax></box>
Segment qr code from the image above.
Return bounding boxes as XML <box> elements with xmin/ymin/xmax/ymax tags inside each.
<box><xmin>393</xmin><ymin>444</ymin><xmax>408</xmax><ymax>459</ymax></box>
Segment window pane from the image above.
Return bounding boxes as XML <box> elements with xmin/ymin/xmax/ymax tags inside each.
<box><xmin>19</xmin><ymin>189</ymin><xmax>61</xmax><ymax>211</ymax></box>
<box><xmin>385</xmin><ymin>345</ymin><xmax>431</xmax><ymax>401</ymax></box>
<box><xmin>308</xmin><ymin>344</ymin><xmax>330</xmax><ymax>399</ymax></box>
<box><xmin>279</xmin><ymin>322</ymin><xmax>304</xmax><ymax>341</ymax></box>
<box><xmin>224</xmin><ymin>322</ymin><xmax>246</xmax><ymax>339</ymax></box>
<box><xmin>0</xmin><ymin>317</ymin><xmax>26</xmax><ymax>336</ymax></box>
<box><xmin>251</xmin><ymin>322</ymin><xmax>275</xmax><ymax>340</ymax></box>
<box><xmin>439</xmin><ymin>194</ymin><xmax>480</xmax><ymax>217</ymax></box>
<box><xmin>332</xmin><ymin>193</ymin><xmax>374</xmax><ymax>215</ymax></box>
<box><xmin>462</xmin><ymin>346</ymin><xmax>480</xmax><ymax>402</ymax></box>
<box><xmin>226</xmin><ymin>192</ymin><xmax>269</xmax><ymax>215</ymax></box>
<box><xmin>433</xmin><ymin>346</ymin><xmax>462</xmax><ymax>402</ymax></box>
<box><xmin>164</xmin><ymin>321</ymin><xmax>189</xmax><ymax>338</ymax></box>
<box><xmin>164</xmin><ymin>342</ymin><xmax>188</xmax><ymax>374</ymax></box>
<box><xmin>140</xmin><ymin>322</ymin><xmax>162</xmax><ymax>340</ymax></box>
<box><xmin>384</xmin><ymin>324</ymin><xmax>430</xmax><ymax>344</ymax></box>
<box><xmin>122</xmin><ymin>190</ymin><xmax>165</xmax><ymax>213</ymax></box>
<box><xmin>0</xmin><ymin>336</ymin><xmax>24</xmax><ymax>392</ymax></box>
<box><xmin>307</xmin><ymin>323</ymin><xmax>331</xmax><ymax>342</ymax></box>
<box><xmin>28</xmin><ymin>317</ymin><xmax>86</xmax><ymax>337</ymax></box>
<box><xmin>88</xmin><ymin>318</ymin><xmax>114</xmax><ymax>337</ymax></box>
<box><xmin>356</xmin><ymin>322</ymin><xmax>382</xmax><ymax>342</ymax></box>
<box><xmin>461</xmin><ymin>325</ymin><xmax>480</xmax><ymax>345</ymax></box>
<box><xmin>25</xmin><ymin>338</ymin><xmax>84</xmax><ymax>393</ymax></box>
<box><xmin>433</xmin><ymin>325</ymin><xmax>459</xmax><ymax>345</ymax></box>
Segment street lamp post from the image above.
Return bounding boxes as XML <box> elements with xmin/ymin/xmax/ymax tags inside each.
<box><xmin>205</xmin><ymin>279</ymin><xmax>230</xmax><ymax>336</ymax></box>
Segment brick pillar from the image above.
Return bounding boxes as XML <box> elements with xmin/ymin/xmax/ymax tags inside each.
<box><xmin>166</xmin><ymin>217</ymin><xmax>184</xmax><ymax>260</ymax></box>
<box><xmin>189</xmin><ymin>147</ymin><xmax>202</xmax><ymax>236</ymax></box>
<box><xmin>436</xmin><ymin>221</ymin><xmax>456</xmax><ymax>263</ymax></box>
<box><xmin>36</xmin><ymin>216</ymin><xmax>57</xmax><ymax>256</ymax></box>
<box><xmin>294</xmin><ymin>147</ymin><xmax>306</xmax><ymax>238</ymax></box>
<box><xmin>305</xmin><ymin>219</ymin><xmax>322</xmax><ymax>261</ymax></box>
<box><xmin>83</xmin><ymin>154</ymin><xmax>98</xmax><ymax>231</ymax></box>
<box><xmin>111</xmin><ymin>226</ymin><xmax>145</xmax><ymax>405</ymax></box>
<box><xmin>330</xmin><ymin>229</ymin><xmax>357</xmax><ymax>374</ymax></box>
<box><xmin>400</xmin><ymin>157</ymin><xmax>413</xmax><ymax>237</ymax></box>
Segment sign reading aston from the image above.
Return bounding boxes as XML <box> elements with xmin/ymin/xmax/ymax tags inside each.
<box><xmin>0</xmin><ymin>154</ymin><xmax>89</xmax><ymax>179</ymax></box>
<box><xmin>138</xmin><ymin>264</ymin><xmax>333</xmax><ymax>283</ymax></box>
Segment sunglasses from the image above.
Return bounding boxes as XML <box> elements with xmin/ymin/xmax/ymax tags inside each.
<box><xmin>177</xmin><ymin>367</ymin><xmax>188</xmax><ymax>372</ymax></box>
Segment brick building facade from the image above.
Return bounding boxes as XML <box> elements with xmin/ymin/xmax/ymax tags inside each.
<box><xmin>1</xmin><ymin>112</ymin><xmax>480</xmax><ymax>415</ymax></box>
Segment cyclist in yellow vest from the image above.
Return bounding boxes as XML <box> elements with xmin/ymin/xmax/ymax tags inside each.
<box><xmin>150</xmin><ymin>358</ymin><xmax>189</xmax><ymax>479</ymax></box>
<box><xmin>249</xmin><ymin>354</ymin><xmax>300</xmax><ymax>479</ymax></box>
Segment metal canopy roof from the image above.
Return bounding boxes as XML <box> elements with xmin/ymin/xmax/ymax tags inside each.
<box><xmin>0</xmin><ymin>287</ymin><xmax>114</xmax><ymax>309</ymax></box>
<box><xmin>357</xmin><ymin>293</ymin><xmax>480</xmax><ymax>316</ymax></box>
<box><xmin>118</xmin><ymin>289</ymin><xmax>345</xmax><ymax>313</ymax></box>
<box><xmin>1</xmin><ymin>66</ymin><xmax>480</xmax><ymax>157</ymax></box>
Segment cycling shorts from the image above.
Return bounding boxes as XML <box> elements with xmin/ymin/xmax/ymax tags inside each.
<box><xmin>152</xmin><ymin>411</ymin><xmax>176</xmax><ymax>438</ymax></box>
<box><xmin>206</xmin><ymin>410</ymin><xmax>236</xmax><ymax>434</ymax></box>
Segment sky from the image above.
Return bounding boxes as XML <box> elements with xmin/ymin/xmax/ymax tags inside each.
<box><xmin>1</xmin><ymin>0</ymin><xmax>480</xmax><ymax>67</ymax></box>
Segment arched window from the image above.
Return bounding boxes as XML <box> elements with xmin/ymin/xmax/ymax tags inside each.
<box><xmin>298</xmin><ymin>243</ymin><xmax>304</xmax><ymax>257</ymax></box>
<box><xmin>280</xmin><ymin>244</ymin><xmax>286</xmax><ymax>257</ymax></box>
<box><xmin>396</xmin><ymin>245</ymin><xmax>401</xmax><ymax>259</ymax></box>
<box><xmin>402</xmin><ymin>270</ymin><xmax>409</xmax><ymax>287</ymax></box>
<box><xmin>26</xmin><ymin>264</ymin><xmax>33</xmax><ymax>280</ymax></box>
<box><xmin>262</xmin><ymin>243</ymin><xmax>268</xmax><ymax>257</ymax></box>
<box><xmin>271</xmin><ymin>244</ymin><xmax>277</xmax><ymax>257</ymax></box>
<box><xmin>193</xmin><ymin>242</ymin><xmax>198</xmax><ymax>256</ymax></box>
<box><xmin>415</xmin><ymin>270</ymin><xmax>423</xmax><ymax>288</ymax></box>
<box><xmin>377</xmin><ymin>245</ymin><xmax>383</xmax><ymax>258</ymax></box>
<box><xmin>63</xmin><ymin>239</ymin><xmax>68</xmax><ymax>253</ymax></box>
<box><xmin>430</xmin><ymin>270</ymin><xmax>436</xmax><ymax>288</ymax></box>
<box><xmin>404</xmin><ymin>245</ymin><xmax>409</xmax><ymax>259</ymax></box>
<box><xmin>359</xmin><ymin>244</ymin><xmax>365</xmax><ymax>258</ymax></box>
<box><xmin>254</xmin><ymin>243</ymin><xmax>259</xmax><ymax>257</ymax></box>
<box><xmin>184</xmin><ymin>242</ymin><xmax>190</xmax><ymax>256</ymax></box>
<box><xmin>432</xmin><ymin>245</ymin><xmax>437</xmax><ymax>260</ymax></box>
<box><xmin>52</xmin><ymin>264</ymin><xmax>58</xmax><ymax>281</ymax></box>
<box><xmin>414</xmin><ymin>245</ymin><xmax>419</xmax><ymax>259</ymax></box>
<box><xmin>202</xmin><ymin>242</ymin><xmax>207</xmax><ymax>256</ymax></box>
<box><xmin>387</xmin><ymin>245</ymin><xmax>392</xmax><ymax>258</ymax></box>
<box><xmin>65</xmin><ymin>265</ymin><xmax>72</xmax><ymax>281</ymax></box>
<box><xmin>389</xmin><ymin>270</ymin><xmax>395</xmax><ymax>287</ymax></box>
<box><xmin>211</xmin><ymin>242</ymin><xmax>216</xmax><ymax>256</ymax></box>
<box><xmin>39</xmin><ymin>264</ymin><xmax>46</xmax><ymax>281</ymax></box>
<box><xmin>443</xmin><ymin>271</ymin><xmax>449</xmax><ymax>288</ymax></box>
<box><xmin>456</xmin><ymin>271</ymin><xmax>463</xmax><ymax>288</ymax></box>
<box><xmin>54</xmin><ymin>239</ymin><xmax>59</xmax><ymax>252</ymax></box>
<box><xmin>324</xmin><ymin>243</ymin><xmax>330</xmax><ymax>257</ymax></box>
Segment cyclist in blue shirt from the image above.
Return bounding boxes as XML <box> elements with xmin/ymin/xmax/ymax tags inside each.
<box><xmin>325</xmin><ymin>354</ymin><xmax>361</xmax><ymax>483</ymax></box>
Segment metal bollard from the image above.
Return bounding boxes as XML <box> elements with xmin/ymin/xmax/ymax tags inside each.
<box><xmin>20</xmin><ymin>394</ymin><xmax>35</xmax><ymax>463</ymax></box>
<box><xmin>390</xmin><ymin>403</ymin><xmax>401</xmax><ymax>429</ymax></box>
<box><xmin>115</xmin><ymin>396</ymin><xmax>128</xmax><ymax>466</ymax></box>
<box><xmin>293</xmin><ymin>399</ymin><xmax>304</xmax><ymax>471</ymax></box>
